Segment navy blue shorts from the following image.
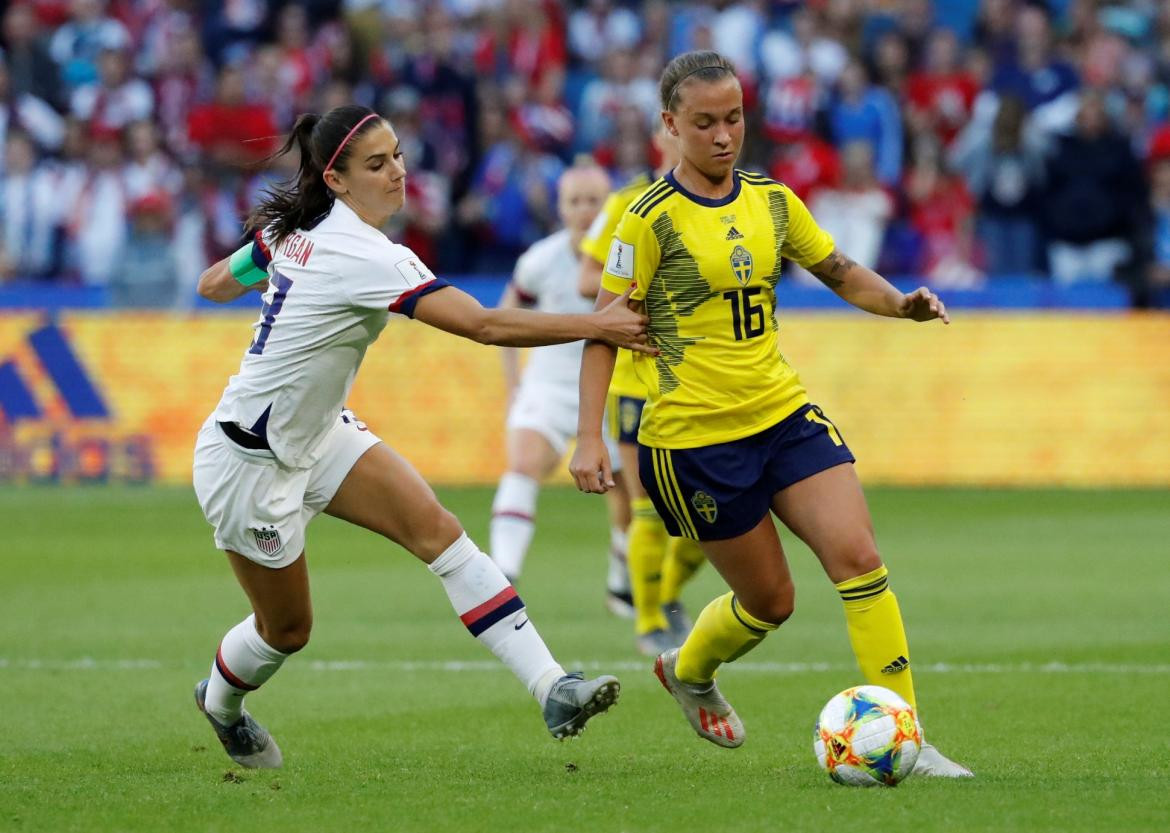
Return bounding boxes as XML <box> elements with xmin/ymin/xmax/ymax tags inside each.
<box><xmin>638</xmin><ymin>404</ymin><xmax>856</xmax><ymax>541</ymax></box>
<box><xmin>607</xmin><ymin>394</ymin><xmax>645</xmax><ymax>445</ymax></box>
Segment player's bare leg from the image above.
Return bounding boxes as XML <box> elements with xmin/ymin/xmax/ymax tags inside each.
<box><xmin>325</xmin><ymin>442</ymin><xmax>620</xmax><ymax>738</ymax></box>
<box><xmin>196</xmin><ymin>550</ymin><xmax>311</xmax><ymax>768</ymax></box>
<box><xmin>489</xmin><ymin>427</ymin><xmax>562</xmax><ymax>581</ymax></box>
<box><xmin>602</xmin><ymin>469</ymin><xmax>635</xmax><ymax>619</ymax></box>
<box><xmin>771</xmin><ymin>463</ymin><xmax>973</xmax><ymax>777</ymax></box>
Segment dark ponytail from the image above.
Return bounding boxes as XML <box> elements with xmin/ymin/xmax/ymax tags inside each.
<box><xmin>246</xmin><ymin>105</ymin><xmax>383</xmax><ymax>248</ymax></box>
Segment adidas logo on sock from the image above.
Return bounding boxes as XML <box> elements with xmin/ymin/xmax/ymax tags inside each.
<box><xmin>725</xmin><ymin>226</ymin><xmax>743</xmax><ymax>240</ymax></box>
<box><xmin>881</xmin><ymin>655</ymin><xmax>910</xmax><ymax>674</ymax></box>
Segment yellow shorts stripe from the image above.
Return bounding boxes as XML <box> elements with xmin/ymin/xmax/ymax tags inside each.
<box><xmin>657</xmin><ymin>449</ymin><xmax>698</xmax><ymax>538</ymax></box>
<box><xmin>605</xmin><ymin>392</ymin><xmax>620</xmax><ymax>441</ymax></box>
<box><xmin>652</xmin><ymin>449</ymin><xmax>692</xmax><ymax>538</ymax></box>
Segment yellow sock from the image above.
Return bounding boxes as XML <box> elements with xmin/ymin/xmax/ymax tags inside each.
<box><xmin>836</xmin><ymin>565</ymin><xmax>917</xmax><ymax>709</ymax></box>
<box><xmin>628</xmin><ymin>498</ymin><xmax>668</xmax><ymax>635</ymax></box>
<box><xmin>660</xmin><ymin>537</ymin><xmax>705</xmax><ymax>604</ymax></box>
<box><xmin>675</xmin><ymin>592</ymin><xmax>778</xmax><ymax>684</ymax></box>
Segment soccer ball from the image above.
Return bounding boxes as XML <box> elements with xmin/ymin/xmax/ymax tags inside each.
<box><xmin>813</xmin><ymin>685</ymin><xmax>922</xmax><ymax>787</ymax></box>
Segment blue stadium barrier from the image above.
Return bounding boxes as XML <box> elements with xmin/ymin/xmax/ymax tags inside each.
<box><xmin>0</xmin><ymin>275</ymin><xmax>1138</xmax><ymax>311</ymax></box>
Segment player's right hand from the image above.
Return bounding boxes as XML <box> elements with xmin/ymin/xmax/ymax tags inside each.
<box><xmin>569</xmin><ymin>434</ymin><xmax>614</xmax><ymax>494</ymax></box>
<box><xmin>593</xmin><ymin>285</ymin><xmax>656</xmax><ymax>355</ymax></box>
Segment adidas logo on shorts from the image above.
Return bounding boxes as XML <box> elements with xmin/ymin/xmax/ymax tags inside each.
<box><xmin>881</xmin><ymin>655</ymin><xmax>910</xmax><ymax>674</ymax></box>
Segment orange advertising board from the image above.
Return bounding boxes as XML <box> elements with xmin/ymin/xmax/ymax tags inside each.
<box><xmin>1</xmin><ymin>312</ymin><xmax>1168</xmax><ymax>486</ymax></box>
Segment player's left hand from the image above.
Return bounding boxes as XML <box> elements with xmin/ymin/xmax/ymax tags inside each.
<box><xmin>899</xmin><ymin>287</ymin><xmax>949</xmax><ymax>324</ymax></box>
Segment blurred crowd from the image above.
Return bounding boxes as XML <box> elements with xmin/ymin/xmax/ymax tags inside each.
<box><xmin>2</xmin><ymin>0</ymin><xmax>1170</xmax><ymax>306</ymax></box>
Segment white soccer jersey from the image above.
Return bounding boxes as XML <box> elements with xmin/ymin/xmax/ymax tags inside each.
<box><xmin>213</xmin><ymin>199</ymin><xmax>446</xmax><ymax>469</ymax></box>
<box><xmin>510</xmin><ymin>228</ymin><xmax>595</xmax><ymax>385</ymax></box>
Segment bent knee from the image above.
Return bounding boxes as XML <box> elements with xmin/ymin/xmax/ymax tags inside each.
<box><xmin>835</xmin><ymin>544</ymin><xmax>883</xmax><ymax>582</ymax></box>
<box><xmin>739</xmin><ymin>583</ymin><xmax>795</xmax><ymax>627</ymax></box>
<box><xmin>258</xmin><ymin>617</ymin><xmax>312</xmax><ymax>654</ymax></box>
<box><xmin>403</xmin><ymin>505</ymin><xmax>464</xmax><ymax>562</ymax></box>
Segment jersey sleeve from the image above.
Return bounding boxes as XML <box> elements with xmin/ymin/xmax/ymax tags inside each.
<box><xmin>599</xmin><ymin>210</ymin><xmax>661</xmax><ymax>302</ymax></box>
<box><xmin>350</xmin><ymin>245</ymin><xmax>450</xmax><ymax>317</ymax></box>
<box><xmin>779</xmin><ymin>185</ymin><xmax>836</xmax><ymax>268</ymax></box>
<box><xmin>509</xmin><ymin>246</ymin><xmax>541</xmax><ymax>305</ymax></box>
<box><xmin>579</xmin><ymin>191</ymin><xmax>627</xmax><ymax>264</ymax></box>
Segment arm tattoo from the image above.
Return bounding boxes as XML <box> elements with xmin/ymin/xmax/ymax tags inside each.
<box><xmin>809</xmin><ymin>250</ymin><xmax>856</xmax><ymax>290</ymax></box>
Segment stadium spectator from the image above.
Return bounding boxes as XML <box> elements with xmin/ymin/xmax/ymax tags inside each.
<box><xmin>802</xmin><ymin>140</ymin><xmax>893</xmax><ymax>280</ymax></box>
<box><xmin>47</xmin><ymin>0</ymin><xmax>129</xmax><ymax>91</ymax></box>
<box><xmin>0</xmin><ymin>129</ymin><xmax>62</xmax><ymax>280</ymax></box>
<box><xmin>577</xmin><ymin>47</ymin><xmax>658</xmax><ymax>150</ymax></box>
<box><xmin>828</xmin><ymin>59</ymin><xmax>903</xmax><ymax>187</ymax></box>
<box><xmin>903</xmin><ymin>133</ymin><xmax>979</xmax><ymax>286</ymax></box>
<box><xmin>1139</xmin><ymin>154</ymin><xmax>1170</xmax><ymax>306</ymax></box>
<box><xmin>152</xmin><ymin>26</ymin><xmax>213</xmax><ymax>159</ymax></box>
<box><xmin>1043</xmin><ymin>89</ymin><xmax>1146</xmax><ymax>286</ymax></box>
<box><xmin>122</xmin><ymin>117</ymin><xmax>181</xmax><ymax>200</ymax></box>
<box><xmin>567</xmin><ymin>0</ymin><xmax>641</xmax><ymax>66</ymax></box>
<box><xmin>0</xmin><ymin>52</ymin><xmax>65</xmax><ymax>168</ymax></box>
<box><xmin>990</xmin><ymin>3</ymin><xmax>1080</xmax><ymax>135</ymax></box>
<box><xmin>950</xmin><ymin>94</ymin><xmax>1046</xmax><ymax>276</ymax></box>
<box><xmin>109</xmin><ymin>188</ymin><xmax>176</xmax><ymax>306</ymax></box>
<box><xmin>3</xmin><ymin>3</ymin><xmax>64</xmax><ymax>108</ymax></box>
<box><xmin>70</xmin><ymin>45</ymin><xmax>153</xmax><ymax>131</ymax></box>
<box><xmin>906</xmin><ymin>27</ymin><xmax>978</xmax><ymax>147</ymax></box>
<box><xmin>186</xmin><ymin>63</ymin><xmax>278</xmax><ymax>168</ymax></box>
<box><xmin>758</xmin><ymin>6</ymin><xmax>848</xmax><ymax>87</ymax></box>
<box><xmin>62</xmin><ymin>122</ymin><xmax>127</xmax><ymax>285</ymax></box>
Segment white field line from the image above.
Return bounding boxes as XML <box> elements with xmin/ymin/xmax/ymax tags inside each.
<box><xmin>1</xmin><ymin>658</ymin><xmax>1168</xmax><ymax>674</ymax></box>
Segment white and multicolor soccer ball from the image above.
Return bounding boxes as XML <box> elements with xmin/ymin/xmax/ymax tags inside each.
<box><xmin>813</xmin><ymin>685</ymin><xmax>922</xmax><ymax>787</ymax></box>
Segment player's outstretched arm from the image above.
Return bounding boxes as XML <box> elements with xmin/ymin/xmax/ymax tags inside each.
<box><xmin>569</xmin><ymin>288</ymin><xmax>621</xmax><ymax>494</ymax></box>
<box><xmin>413</xmin><ymin>284</ymin><xmax>654</xmax><ymax>350</ymax></box>
<box><xmin>196</xmin><ymin>253</ymin><xmax>268</xmax><ymax>303</ymax></box>
<box><xmin>807</xmin><ymin>249</ymin><xmax>950</xmax><ymax>324</ymax></box>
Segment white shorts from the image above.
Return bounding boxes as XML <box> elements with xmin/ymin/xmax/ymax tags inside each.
<box><xmin>506</xmin><ymin>380</ymin><xmax>621</xmax><ymax>470</ymax></box>
<box><xmin>192</xmin><ymin>410</ymin><xmax>382</xmax><ymax>568</ymax></box>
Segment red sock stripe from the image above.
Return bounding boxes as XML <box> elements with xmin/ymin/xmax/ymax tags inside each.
<box><xmin>214</xmin><ymin>646</ymin><xmax>260</xmax><ymax>692</ymax></box>
<box><xmin>459</xmin><ymin>587</ymin><xmax>519</xmax><ymax>628</ymax></box>
<box><xmin>493</xmin><ymin>510</ymin><xmax>534</xmax><ymax>523</ymax></box>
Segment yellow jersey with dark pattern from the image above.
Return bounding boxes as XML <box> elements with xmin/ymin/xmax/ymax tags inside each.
<box><xmin>599</xmin><ymin>169</ymin><xmax>835</xmax><ymax>449</ymax></box>
<box><xmin>580</xmin><ymin>171</ymin><xmax>655</xmax><ymax>399</ymax></box>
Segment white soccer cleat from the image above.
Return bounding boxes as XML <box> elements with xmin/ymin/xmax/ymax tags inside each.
<box><xmin>913</xmin><ymin>741</ymin><xmax>974</xmax><ymax>778</ymax></box>
<box><xmin>653</xmin><ymin>649</ymin><xmax>744</xmax><ymax>748</ymax></box>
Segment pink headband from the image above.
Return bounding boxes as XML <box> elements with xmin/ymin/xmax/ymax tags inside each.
<box><xmin>324</xmin><ymin>113</ymin><xmax>379</xmax><ymax>173</ymax></box>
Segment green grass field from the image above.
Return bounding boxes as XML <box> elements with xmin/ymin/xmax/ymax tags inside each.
<box><xmin>2</xmin><ymin>485</ymin><xmax>1168</xmax><ymax>832</ymax></box>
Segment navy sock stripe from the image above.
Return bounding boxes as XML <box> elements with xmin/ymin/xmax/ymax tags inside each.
<box><xmin>466</xmin><ymin>596</ymin><xmax>525</xmax><ymax>637</ymax></box>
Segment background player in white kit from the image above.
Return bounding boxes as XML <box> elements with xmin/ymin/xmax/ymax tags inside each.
<box><xmin>490</xmin><ymin>161</ymin><xmax>631</xmax><ymax>604</ymax></box>
<box><xmin>191</xmin><ymin>104</ymin><xmax>651</xmax><ymax>769</ymax></box>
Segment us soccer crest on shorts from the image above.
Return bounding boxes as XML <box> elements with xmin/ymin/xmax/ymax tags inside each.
<box><xmin>252</xmin><ymin>525</ymin><xmax>283</xmax><ymax>556</ymax></box>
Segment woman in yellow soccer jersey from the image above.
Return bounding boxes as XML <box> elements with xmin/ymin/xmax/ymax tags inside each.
<box><xmin>570</xmin><ymin>51</ymin><xmax>972</xmax><ymax>777</ymax></box>
<box><xmin>578</xmin><ymin>126</ymin><xmax>707</xmax><ymax>657</ymax></box>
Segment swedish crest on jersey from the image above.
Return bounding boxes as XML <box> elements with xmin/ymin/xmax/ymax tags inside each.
<box><xmin>730</xmin><ymin>245</ymin><xmax>753</xmax><ymax>285</ymax></box>
<box><xmin>690</xmin><ymin>490</ymin><xmax>718</xmax><ymax>523</ymax></box>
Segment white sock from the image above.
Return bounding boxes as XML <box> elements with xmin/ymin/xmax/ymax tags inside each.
<box><xmin>607</xmin><ymin>526</ymin><xmax>630</xmax><ymax>594</ymax></box>
<box><xmin>490</xmin><ymin>472</ymin><xmax>538</xmax><ymax>580</ymax></box>
<box><xmin>429</xmin><ymin>533</ymin><xmax>564</xmax><ymax>704</ymax></box>
<box><xmin>204</xmin><ymin>614</ymin><xmax>288</xmax><ymax>724</ymax></box>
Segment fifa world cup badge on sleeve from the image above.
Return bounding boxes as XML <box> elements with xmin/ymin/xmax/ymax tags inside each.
<box><xmin>606</xmin><ymin>239</ymin><xmax>634</xmax><ymax>279</ymax></box>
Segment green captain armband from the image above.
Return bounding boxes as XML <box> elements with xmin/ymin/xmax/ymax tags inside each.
<box><xmin>229</xmin><ymin>241</ymin><xmax>269</xmax><ymax>286</ymax></box>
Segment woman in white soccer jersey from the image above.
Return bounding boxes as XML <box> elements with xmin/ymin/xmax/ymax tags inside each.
<box><xmin>571</xmin><ymin>52</ymin><xmax>972</xmax><ymax>777</ymax></box>
<box><xmin>488</xmin><ymin>162</ymin><xmax>633</xmax><ymax>590</ymax></box>
<box><xmin>191</xmin><ymin>104</ymin><xmax>649</xmax><ymax>768</ymax></box>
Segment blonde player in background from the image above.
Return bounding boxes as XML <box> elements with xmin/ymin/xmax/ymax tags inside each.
<box><xmin>489</xmin><ymin>161</ymin><xmax>633</xmax><ymax>594</ymax></box>
<box><xmin>571</xmin><ymin>52</ymin><xmax>971</xmax><ymax>776</ymax></box>
<box><xmin>191</xmin><ymin>105</ymin><xmax>650</xmax><ymax>768</ymax></box>
<box><xmin>578</xmin><ymin>126</ymin><xmax>707</xmax><ymax>657</ymax></box>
